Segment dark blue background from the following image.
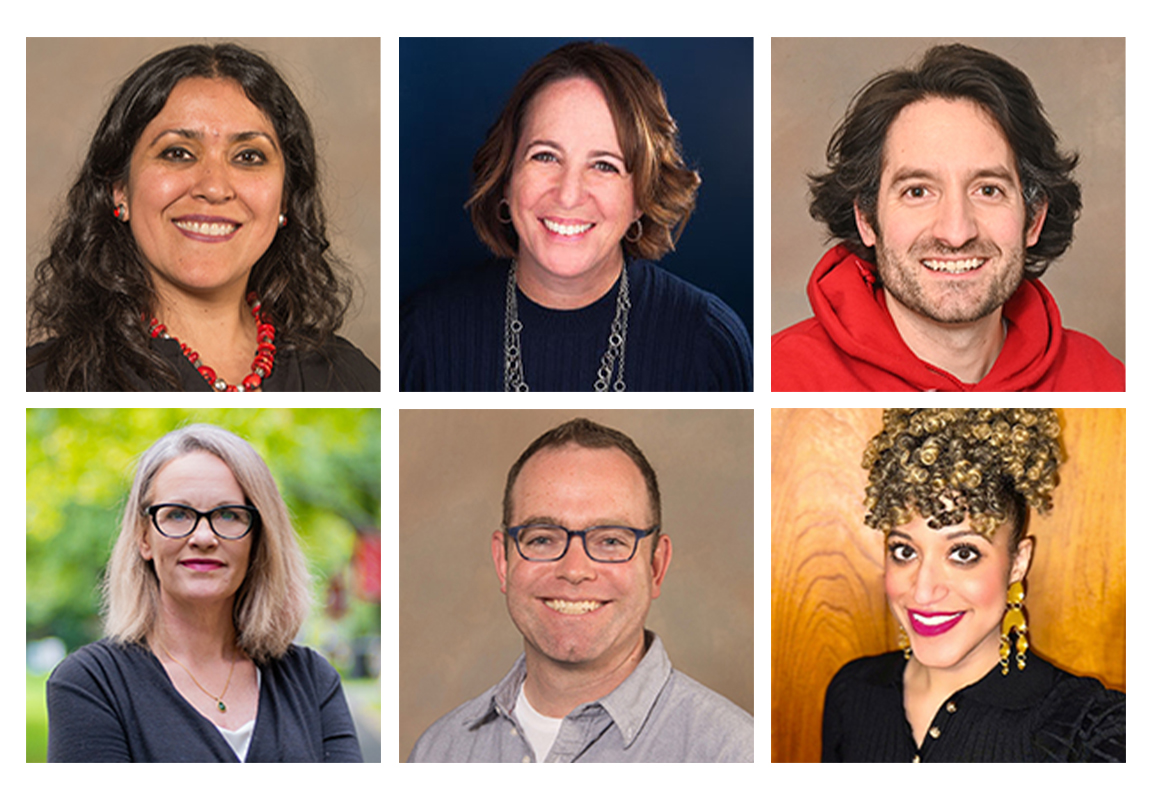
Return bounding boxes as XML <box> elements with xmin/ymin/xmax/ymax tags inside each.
<box><xmin>399</xmin><ymin>38</ymin><xmax>754</xmax><ymax>338</ymax></box>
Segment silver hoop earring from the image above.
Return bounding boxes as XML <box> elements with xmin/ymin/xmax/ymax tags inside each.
<box><xmin>625</xmin><ymin>218</ymin><xmax>643</xmax><ymax>243</ymax></box>
<box><xmin>497</xmin><ymin>199</ymin><xmax>513</xmax><ymax>224</ymax></box>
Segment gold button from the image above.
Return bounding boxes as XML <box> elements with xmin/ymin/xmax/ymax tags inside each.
<box><xmin>912</xmin><ymin>755</ymin><xmax>921</xmax><ymax>763</ymax></box>
<box><xmin>929</xmin><ymin>726</ymin><xmax>941</xmax><ymax>739</ymax></box>
<box><xmin>946</xmin><ymin>701</ymin><xmax>957</xmax><ymax>713</ymax></box>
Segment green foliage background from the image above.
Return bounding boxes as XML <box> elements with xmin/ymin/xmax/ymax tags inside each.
<box><xmin>26</xmin><ymin>408</ymin><xmax>382</xmax><ymax>653</ymax></box>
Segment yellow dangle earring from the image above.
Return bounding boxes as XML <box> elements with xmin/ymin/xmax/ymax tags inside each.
<box><xmin>999</xmin><ymin>581</ymin><xmax>1028</xmax><ymax>675</ymax></box>
<box><xmin>898</xmin><ymin>625</ymin><xmax>912</xmax><ymax>660</ymax></box>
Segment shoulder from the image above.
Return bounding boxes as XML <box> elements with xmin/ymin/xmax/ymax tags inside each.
<box><xmin>291</xmin><ymin>336</ymin><xmax>380</xmax><ymax>391</ymax></box>
<box><xmin>630</xmin><ymin>261</ymin><xmax>753</xmax><ymax>390</ymax></box>
<box><xmin>1035</xmin><ymin>662</ymin><xmax>1125</xmax><ymax>761</ymax></box>
<box><xmin>826</xmin><ymin>651</ymin><xmax>903</xmax><ymax>697</ymax></box>
<box><xmin>407</xmin><ymin>683</ymin><xmax>501</xmax><ymax>762</ymax></box>
<box><xmin>1053</xmin><ymin>329</ymin><xmax>1125</xmax><ymax>391</ymax></box>
<box><xmin>264</xmin><ymin>644</ymin><xmax>342</xmax><ymax>688</ymax></box>
<box><xmin>48</xmin><ymin>639</ymin><xmax>144</xmax><ymax>684</ymax></box>
<box><xmin>656</xmin><ymin>669</ymin><xmax>754</xmax><ymax>761</ymax></box>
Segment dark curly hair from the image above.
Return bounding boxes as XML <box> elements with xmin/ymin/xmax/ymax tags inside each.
<box><xmin>467</xmin><ymin>41</ymin><xmax>701</xmax><ymax>263</ymax></box>
<box><xmin>28</xmin><ymin>43</ymin><xmax>351</xmax><ymax>391</ymax></box>
<box><xmin>862</xmin><ymin>408</ymin><xmax>1062</xmax><ymax>549</ymax></box>
<box><xmin>808</xmin><ymin>44</ymin><xmax>1081</xmax><ymax>278</ymax></box>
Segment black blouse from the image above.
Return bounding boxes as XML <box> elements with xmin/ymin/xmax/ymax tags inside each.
<box><xmin>822</xmin><ymin>651</ymin><xmax>1125</xmax><ymax>762</ymax></box>
<box><xmin>27</xmin><ymin>335</ymin><xmax>379</xmax><ymax>392</ymax></box>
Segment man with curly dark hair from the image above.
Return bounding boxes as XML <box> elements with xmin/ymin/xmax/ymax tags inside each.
<box><xmin>773</xmin><ymin>44</ymin><xmax>1123</xmax><ymax>391</ymax></box>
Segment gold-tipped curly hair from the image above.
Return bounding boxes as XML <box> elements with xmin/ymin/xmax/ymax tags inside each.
<box><xmin>862</xmin><ymin>409</ymin><xmax>1062</xmax><ymax>542</ymax></box>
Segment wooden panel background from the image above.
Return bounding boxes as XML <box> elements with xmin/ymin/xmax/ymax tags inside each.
<box><xmin>771</xmin><ymin>408</ymin><xmax>1125</xmax><ymax>763</ymax></box>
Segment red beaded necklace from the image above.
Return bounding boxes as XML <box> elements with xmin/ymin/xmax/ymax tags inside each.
<box><xmin>145</xmin><ymin>292</ymin><xmax>277</xmax><ymax>392</ymax></box>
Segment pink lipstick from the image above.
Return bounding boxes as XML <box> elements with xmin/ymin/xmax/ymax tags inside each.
<box><xmin>907</xmin><ymin>609</ymin><xmax>965</xmax><ymax>636</ymax></box>
<box><xmin>180</xmin><ymin>559</ymin><xmax>225</xmax><ymax>572</ymax></box>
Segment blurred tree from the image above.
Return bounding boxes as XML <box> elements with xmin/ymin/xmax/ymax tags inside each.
<box><xmin>26</xmin><ymin>409</ymin><xmax>381</xmax><ymax>655</ymax></box>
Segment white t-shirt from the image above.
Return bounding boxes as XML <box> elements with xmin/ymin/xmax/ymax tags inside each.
<box><xmin>514</xmin><ymin>682</ymin><xmax>563</xmax><ymax>762</ymax></box>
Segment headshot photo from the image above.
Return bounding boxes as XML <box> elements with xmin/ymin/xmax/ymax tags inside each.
<box><xmin>771</xmin><ymin>38</ymin><xmax>1124</xmax><ymax>391</ymax></box>
<box><xmin>772</xmin><ymin>408</ymin><xmax>1125</xmax><ymax>762</ymax></box>
<box><xmin>400</xmin><ymin>410</ymin><xmax>753</xmax><ymax>762</ymax></box>
<box><xmin>28</xmin><ymin>409</ymin><xmax>382</xmax><ymax>762</ymax></box>
<box><xmin>26</xmin><ymin>38</ymin><xmax>381</xmax><ymax>392</ymax></box>
<box><xmin>400</xmin><ymin>38</ymin><xmax>753</xmax><ymax>392</ymax></box>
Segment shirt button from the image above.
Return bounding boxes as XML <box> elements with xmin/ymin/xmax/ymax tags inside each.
<box><xmin>929</xmin><ymin>726</ymin><xmax>941</xmax><ymax>739</ymax></box>
<box><xmin>509</xmin><ymin>727</ymin><xmax>518</xmax><ymax>737</ymax></box>
<box><xmin>946</xmin><ymin>701</ymin><xmax>957</xmax><ymax>713</ymax></box>
<box><xmin>912</xmin><ymin>755</ymin><xmax>921</xmax><ymax>763</ymax></box>
<box><xmin>521</xmin><ymin>754</ymin><xmax>531</xmax><ymax>763</ymax></box>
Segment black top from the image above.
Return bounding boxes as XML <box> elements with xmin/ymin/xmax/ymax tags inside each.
<box><xmin>822</xmin><ymin>651</ymin><xmax>1125</xmax><ymax>762</ymax></box>
<box><xmin>27</xmin><ymin>335</ymin><xmax>380</xmax><ymax>392</ymax></box>
<box><xmin>47</xmin><ymin>639</ymin><xmax>363</xmax><ymax>762</ymax></box>
<box><xmin>400</xmin><ymin>259</ymin><xmax>753</xmax><ymax>391</ymax></box>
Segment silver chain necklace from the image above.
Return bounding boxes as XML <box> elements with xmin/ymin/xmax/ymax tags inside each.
<box><xmin>503</xmin><ymin>260</ymin><xmax>630</xmax><ymax>392</ymax></box>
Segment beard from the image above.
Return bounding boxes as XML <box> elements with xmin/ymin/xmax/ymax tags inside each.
<box><xmin>872</xmin><ymin>232</ymin><xmax>1027</xmax><ymax>325</ymax></box>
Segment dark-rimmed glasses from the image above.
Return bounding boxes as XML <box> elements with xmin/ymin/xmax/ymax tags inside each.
<box><xmin>506</xmin><ymin>524</ymin><xmax>659</xmax><ymax>563</ymax></box>
<box><xmin>146</xmin><ymin>504</ymin><xmax>259</xmax><ymax>540</ymax></box>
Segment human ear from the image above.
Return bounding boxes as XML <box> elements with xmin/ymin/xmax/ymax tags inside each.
<box><xmin>491</xmin><ymin>529</ymin><xmax>509</xmax><ymax>594</ymax></box>
<box><xmin>648</xmin><ymin>534</ymin><xmax>673</xmax><ymax>599</ymax></box>
<box><xmin>854</xmin><ymin>201</ymin><xmax>878</xmax><ymax>247</ymax></box>
<box><xmin>1024</xmin><ymin>200</ymin><xmax>1049</xmax><ymax>248</ymax></box>
<box><xmin>1009</xmin><ymin>537</ymin><xmax>1034</xmax><ymax>584</ymax></box>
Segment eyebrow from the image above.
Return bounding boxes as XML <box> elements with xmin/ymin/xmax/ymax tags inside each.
<box><xmin>149</xmin><ymin>128</ymin><xmax>280</xmax><ymax>152</ymax></box>
<box><xmin>887</xmin><ymin>528</ymin><xmax>980</xmax><ymax>542</ymax></box>
<box><xmin>888</xmin><ymin>165</ymin><xmax>1019</xmax><ymax>187</ymax></box>
<box><xmin>513</xmin><ymin>515</ymin><xmax>637</xmax><ymax>529</ymax></box>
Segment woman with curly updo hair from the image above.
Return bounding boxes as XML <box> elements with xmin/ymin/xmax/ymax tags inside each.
<box><xmin>27</xmin><ymin>43</ymin><xmax>380</xmax><ymax>391</ymax></box>
<box><xmin>822</xmin><ymin>408</ymin><xmax>1124</xmax><ymax>762</ymax></box>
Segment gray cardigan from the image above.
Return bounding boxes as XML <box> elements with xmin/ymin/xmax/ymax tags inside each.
<box><xmin>47</xmin><ymin>639</ymin><xmax>362</xmax><ymax>762</ymax></box>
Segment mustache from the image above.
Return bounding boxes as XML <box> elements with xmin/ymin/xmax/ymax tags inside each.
<box><xmin>911</xmin><ymin>239</ymin><xmax>1001</xmax><ymax>260</ymax></box>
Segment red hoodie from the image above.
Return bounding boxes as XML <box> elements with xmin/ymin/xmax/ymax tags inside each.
<box><xmin>772</xmin><ymin>244</ymin><xmax>1125</xmax><ymax>391</ymax></box>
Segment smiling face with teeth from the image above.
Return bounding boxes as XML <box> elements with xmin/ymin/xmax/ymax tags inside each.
<box><xmin>505</xmin><ymin>77</ymin><xmax>640</xmax><ymax>308</ymax></box>
<box><xmin>114</xmin><ymin>77</ymin><xmax>285</xmax><ymax>302</ymax></box>
<box><xmin>854</xmin><ymin>97</ymin><xmax>1048</xmax><ymax>326</ymax></box>
<box><xmin>884</xmin><ymin>513</ymin><xmax>1031</xmax><ymax>683</ymax></box>
<box><xmin>492</xmin><ymin>444</ymin><xmax>671</xmax><ymax>691</ymax></box>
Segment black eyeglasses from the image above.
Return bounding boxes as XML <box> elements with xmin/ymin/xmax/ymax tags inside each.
<box><xmin>146</xmin><ymin>504</ymin><xmax>259</xmax><ymax>540</ymax></box>
<box><xmin>507</xmin><ymin>524</ymin><xmax>659</xmax><ymax>563</ymax></box>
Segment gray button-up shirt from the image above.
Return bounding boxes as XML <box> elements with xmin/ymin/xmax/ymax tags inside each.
<box><xmin>408</xmin><ymin>632</ymin><xmax>753</xmax><ymax>762</ymax></box>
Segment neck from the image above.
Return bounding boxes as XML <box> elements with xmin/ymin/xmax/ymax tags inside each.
<box><xmin>515</xmin><ymin>251</ymin><xmax>624</xmax><ymax>310</ymax></box>
<box><xmin>151</xmin><ymin>286</ymin><xmax>259</xmax><ymax>385</ymax></box>
<box><xmin>151</xmin><ymin>593</ymin><xmax>240</xmax><ymax>665</ymax></box>
<box><xmin>884</xmin><ymin>292</ymin><xmax>1006</xmax><ymax>384</ymax></box>
<box><xmin>905</xmin><ymin>628</ymin><xmax>1001</xmax><ymax>701</ymax></box>
<box><xmin>521</xmin><ymin>631</ymin><xmax>647</xmax><ymax>719</ymax></box>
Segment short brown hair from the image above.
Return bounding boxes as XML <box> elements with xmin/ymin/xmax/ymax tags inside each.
<box><xmin>502</xmin><ymin>417</ymin><xmax>661</xmax><ymax>532</ymax></box>
<box><xmin>467</xmin><ymin>41</ymin><xmax>701</xmax><ymax>262</ymax></box>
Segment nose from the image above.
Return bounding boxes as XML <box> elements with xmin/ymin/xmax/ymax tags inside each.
<box><xmin>554</xmin><ymin>534</ymin><xmax>597</xmax><ymax>583</ymax></box>
<box><xmin>911</xmin><ymin>559</ymin><xmax>947</xmax><ymax>606</ymax></box>
<box><xmin>931</xmin><ymin>190</ymin><xmax>979</xmax><ymax>249</ymax></box>
<box><xmin>187</xmin><ymin>515</ymin><xmax>219</xmax><ymax>547</ymax></box>
<box><xmin>555</xmin><ymin>163</ymin><xmax>586</xmax><ymax>208</ymax></box>
<box><xmin>191</xmin><ymin>153</ymin><xmax>236</xmax><ymax>204</ymax></box>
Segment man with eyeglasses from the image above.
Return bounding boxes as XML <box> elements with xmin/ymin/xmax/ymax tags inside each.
<box><xmin>408</xmin><ymin>418</ymin><xmax>752</xmax><ymax>762</ymax></box>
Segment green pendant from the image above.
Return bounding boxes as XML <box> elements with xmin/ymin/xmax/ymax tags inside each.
<box><xmin>218</xmin><ymin>701</ymin><xmax>227</xmax><ymax>712</ymax></box>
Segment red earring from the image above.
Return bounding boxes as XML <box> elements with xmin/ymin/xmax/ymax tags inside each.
<box><xmin>113</xmin><ymin>204</ymin><xmax>128</xmax><ymax>222</ymax></box>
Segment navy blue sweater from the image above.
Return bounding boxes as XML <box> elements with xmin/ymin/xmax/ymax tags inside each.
<box><xmin>47</xmin><ymin>639</ymin><xmax>362</xmax><ymax>762</ymax></box>
<box><xmin>401</xmin><ymin>260</ymin><xmax>752</xmax><ymax>391</ymax></box>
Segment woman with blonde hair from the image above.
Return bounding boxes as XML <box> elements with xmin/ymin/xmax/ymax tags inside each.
<box><xmin>46</xmin><ymin>424</ymin><xmax>362</xmax><ymax>762</ymax></box>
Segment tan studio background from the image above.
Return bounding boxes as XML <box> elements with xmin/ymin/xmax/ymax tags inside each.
<box><xmin>26</xmin><ymin>38</ymin><xmax>381</xmax><ymax>367</ymax></box>
<box><xmin>771</xmin><ymin>408</ymin><xmax>1126</xmax><ymax>763</ymax></box>
<box><xmin>400</xmin><ymin>409</ymin><xmax>754</xmax><ymax>762</ymax></box>
<box><xmin>772</xmin><ymin>38</ymin><xmax>1125</xmax><ymax>363</ymax></box>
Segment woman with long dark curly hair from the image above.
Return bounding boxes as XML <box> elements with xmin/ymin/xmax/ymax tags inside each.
<box><xmin>822</xmin><ymin>408</ymin><xmax>1124</xmax><ymax>762</ymax></box>
<box><xmin>28</xmin><ymin>43</ymin><xmax>379</xmax><ymax>391</ymax></box>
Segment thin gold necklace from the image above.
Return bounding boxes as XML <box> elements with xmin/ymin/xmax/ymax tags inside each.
<box><xmin>159</xmin><ymin>641</ymin><xmax>238</xmax><ymax>712</ymax></box>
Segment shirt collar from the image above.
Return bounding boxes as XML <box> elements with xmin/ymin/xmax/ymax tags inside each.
<box><xmin>468</xmin><ymin>630</ymin><xmax>673</xmax><ymax>747</ymax></box>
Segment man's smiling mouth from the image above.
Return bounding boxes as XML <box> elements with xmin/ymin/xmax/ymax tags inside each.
<box><xmin>922</xmin><ymin>257</ymin><xmax>986</xmax><ymax>274</ymax></box>
<box><xmin>544</xmin><ymin>599</ymin><xmax>605</xmax><ymax>615</ymax></box>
